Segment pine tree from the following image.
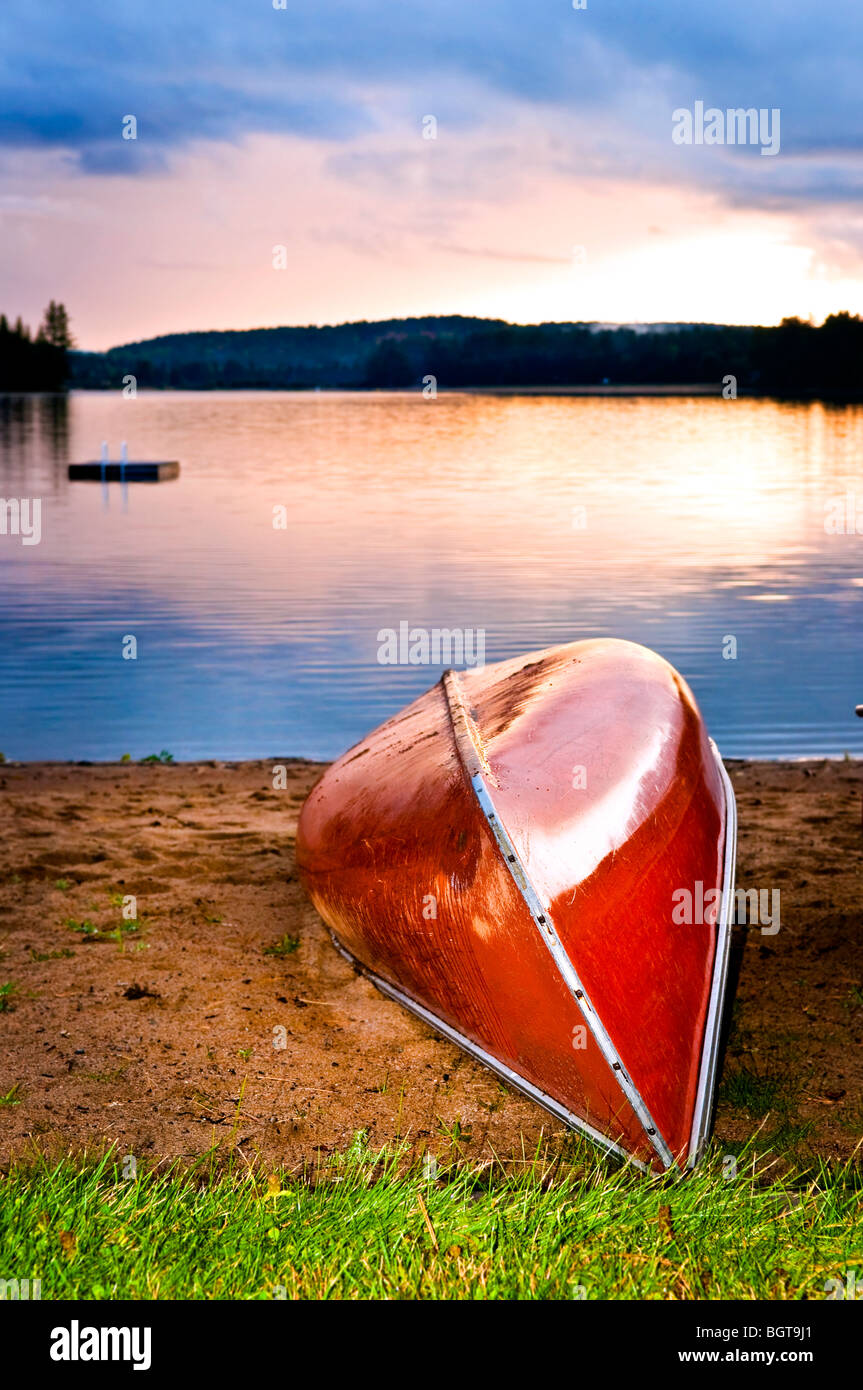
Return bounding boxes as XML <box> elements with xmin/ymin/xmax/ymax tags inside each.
<box><xmin>40</xmin><ymin>300</ymin><xmax>74</xmax><ymax>349</ymax></box>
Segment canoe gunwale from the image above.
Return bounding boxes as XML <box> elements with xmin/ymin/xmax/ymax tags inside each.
<box><xmin>686</xmin><ymin>741</ymin><xmax>737</xmax><ymax>1167</ymax></box>
<box><xmin>327</xmin><ymin>928</ymin><xmax>650</xmax><ymax>1173</ymax></box>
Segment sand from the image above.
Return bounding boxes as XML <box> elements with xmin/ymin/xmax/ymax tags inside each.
<box><xmin>0</xmin><ymin>758</ymin><xmax>860</xmax><ymax>1172</ymax></box>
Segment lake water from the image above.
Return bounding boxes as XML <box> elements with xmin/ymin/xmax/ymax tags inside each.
<box><xmin>1</xmin><ymin>389</ymin><xmax>862</xmax><ymax>762</ymax></box>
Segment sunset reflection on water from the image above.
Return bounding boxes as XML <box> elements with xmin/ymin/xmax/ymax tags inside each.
<box><xmin>1</xmin><ymin>390</ymin><xmax>862</xmax><ymax>761</ymax></box>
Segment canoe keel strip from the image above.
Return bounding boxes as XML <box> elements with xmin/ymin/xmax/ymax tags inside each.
<box><xmin>443</xmin><ymin>669</ymin><xmax>674</xmax><ymax>1170</ymax></box>
<box><xmin>297</xmin><ymin>639</ymin><xmax>736</xmax><ymax>1173</ymax></box>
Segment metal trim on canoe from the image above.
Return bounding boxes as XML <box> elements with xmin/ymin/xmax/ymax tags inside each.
<box><xmin>328</xmin><ymin>929</ymin><xmax>649</xmax><ymax>1173</ymax></box>
<box><xmin>686</xmin><ymin>742</ymin><xmax>737</xmax><ymax>1166</ymax></box>
<box><xmin>443</xmin><ymin>669</ymin><xmax>676</xmax><ymax>1170</ymax></box>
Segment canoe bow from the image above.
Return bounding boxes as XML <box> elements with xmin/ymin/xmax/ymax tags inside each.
<box><xmin>297</xmin><ymin>639</ymin><xmax>737</xmax><ymax>1173</ymax></box>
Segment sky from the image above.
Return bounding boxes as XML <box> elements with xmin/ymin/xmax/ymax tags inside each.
<box><xmin>1</xmin><ymin>0</ymin><xmax>862</xmax><ymax>349</ymax></box>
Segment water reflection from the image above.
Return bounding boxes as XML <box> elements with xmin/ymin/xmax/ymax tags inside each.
<box><xmin>0</xmin><ymin>390</ymin><xmax>861</xmax><ymax>760</ymax></box>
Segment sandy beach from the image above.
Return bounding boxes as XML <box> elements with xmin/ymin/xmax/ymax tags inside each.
<box><xmin>0</xmin><ymin>757</ymin><xmax>860</xmax><ymax>1171</ymax></box>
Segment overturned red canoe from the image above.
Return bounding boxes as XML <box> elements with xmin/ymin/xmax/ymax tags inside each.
<box><xmin>297</xmin><ymin>638</ymin><xmax>736</xmax><ymax>1172</ymax></box>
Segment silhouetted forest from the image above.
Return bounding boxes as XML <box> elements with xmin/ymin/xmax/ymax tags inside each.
<box><xmin>67</xmin><ymin>313</ymin><xmax>863</xmax><ymax>397</ymax></box>
<box><xmin>0</xmin><ymin>302</ymin><xmax>74</xmax><ymax>390</ymax></box>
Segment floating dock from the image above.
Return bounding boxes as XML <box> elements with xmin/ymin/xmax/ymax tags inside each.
<box><xmin>69</xmin><ymin>460</ymin><xmax>180</xmax><ymax>482</ymax></box>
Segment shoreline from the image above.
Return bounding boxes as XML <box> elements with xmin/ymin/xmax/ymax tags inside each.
<box><xmin>0</xmin><ymin>757</ymin><xmax>860</xmax><ymax>1170</ymax></box>
<box><xmin>5</xmin><ymin>384</ymin><xmax>862</xmax><ymax>402</ymax></box>
<box><xmin>2</xmin><ymin>753</ymin><xmax>862</xmax><ymax>767</ymax></box>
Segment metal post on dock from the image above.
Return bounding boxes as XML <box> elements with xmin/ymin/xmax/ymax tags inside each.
<box><xmin>100</xmin><ymin>441</ymin><xmax>109</xmax><ymax>509</ymax></box>
<box><xmin>120</xmin><ymin>440</ymin><xmax>129</xmax><ymax>510</ymax></box>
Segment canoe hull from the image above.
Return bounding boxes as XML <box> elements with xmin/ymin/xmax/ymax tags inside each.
<box><xmin>297</xmin><ymin>639</ymin><xmax>736</xmax><ymax>1171</ymax></box>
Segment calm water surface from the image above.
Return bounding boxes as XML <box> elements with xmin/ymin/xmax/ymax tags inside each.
<box><xmin>1</xmin><ymin>390</ymin><xmax>862</xmax><ymax>761</ymax></box>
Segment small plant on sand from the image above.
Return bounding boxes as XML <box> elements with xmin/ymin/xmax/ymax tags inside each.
<box><xmin>0</xmin><ymin>1083</ymin><xmax>22</xmax><ymax>1106</ymax></box>
<box><xmin>237</xmin><ymin>1048</ymin><xmax>254</xmax><ymax>1062</ymax></box>
<box><xmin>31</xmin><ymin>947</ymin><xmax>75</xmax><ymax>962</ymax></box>
<box><xmin>0</xmin><ymin>982</ymin><xmax>18</xmax><ymax>1012</ymax></box>
<box><xmin>139</xmin><ymin>750</ymin><xmax>174</xmax><ymax>765</ymax></box>
<box><xmin>82</xmin><ymin>1067</ymin><xmax>128</xmax><ymax>1085</ymax></box>
<box><xmin>65</xmin><ymin>917</ymin><xmax>100</xmax><ymax>938</ymax></box>
<box><xmin>263</xmin><ymin>933</ymin><xmax>300</xmax><ymax>958</ymax></box>
<box><xmin>437</xmin><ymin>1117</ymin><xmax>472</xmax><ymax>1160</ymax></box>
<box><xmin>54</xmin><ymin>878</ymin><xmax>72</xmax><ymax>891</ymax></box>
<box><xmin>66</xmin><ymin>916</ymin><xmax>143</xmax><ymax>944</ymax></box>
<box><xmin>111</xmin><ymin>920</ymin><xmax>144</xmax><ymax>944</ymax></box>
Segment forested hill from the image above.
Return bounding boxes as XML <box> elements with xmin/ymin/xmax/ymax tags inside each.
<box><xmin>69</xmin><ymin>312</ymin><xmax>863</xmax><ymax>395</ymax></box>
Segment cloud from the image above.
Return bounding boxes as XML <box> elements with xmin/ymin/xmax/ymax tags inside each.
<box><xmin>0</xmin><ymin>3</ymin><xmax>376</xmax><ymax>172</ymax></box>
<box><xmin>1</xmin><ymin>2</ymin><xmax>860</xmax><ymax>196</ymax></box>
<box><xmin>433</xmin><ymin>242</ymin><xmax>573</xmax><ymax>265</ymax></box>
<box><xmin>3</xmin><ymin>0</ymin><xmax>863</xmax><ymax>340</ymax></box>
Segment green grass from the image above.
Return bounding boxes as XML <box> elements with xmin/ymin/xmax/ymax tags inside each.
<box><xmin>843</xmin><ymin>985</ymin><xmax>863</xmax><ymax>1013</ymax></box>
<box><xmin>0</xmin><ymin>1139</ymin><xmax>859</xmax><ymax>1300</ymax></box>
<box><xmin>263</xmin><ymin>933</ymin><xmax>300</xmax><ymax>958</ymax></box>
<box><xmin>718</xmin><ymin>1065</ymin><xmax>799</xmax><ymax>1118</ymax></box>
<box><xmin>0</xmin><ymin>982</ymin><xmax>17</xmax><ymax>1013</ymax></box>
<box><xmin>65</xmin><ymin>916</ymin><xmax>143</xmax><ymax>944</ymax></box>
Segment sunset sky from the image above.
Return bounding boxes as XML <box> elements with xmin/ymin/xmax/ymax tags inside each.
<box><xmin>2</xmin><ymin>0</ymin><xmax>862</xmax><ymax>349</ymax></box>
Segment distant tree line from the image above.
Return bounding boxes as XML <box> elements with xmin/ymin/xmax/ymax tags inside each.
<box><xmin>0</xmin><ymin>302</ymin><xmax>74</xmax><ymax>390</ymax></box>
<box><xmin>65</xmin><ymin>310</ymin><xmax>863</xmax><ymax>398</ymax></box>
